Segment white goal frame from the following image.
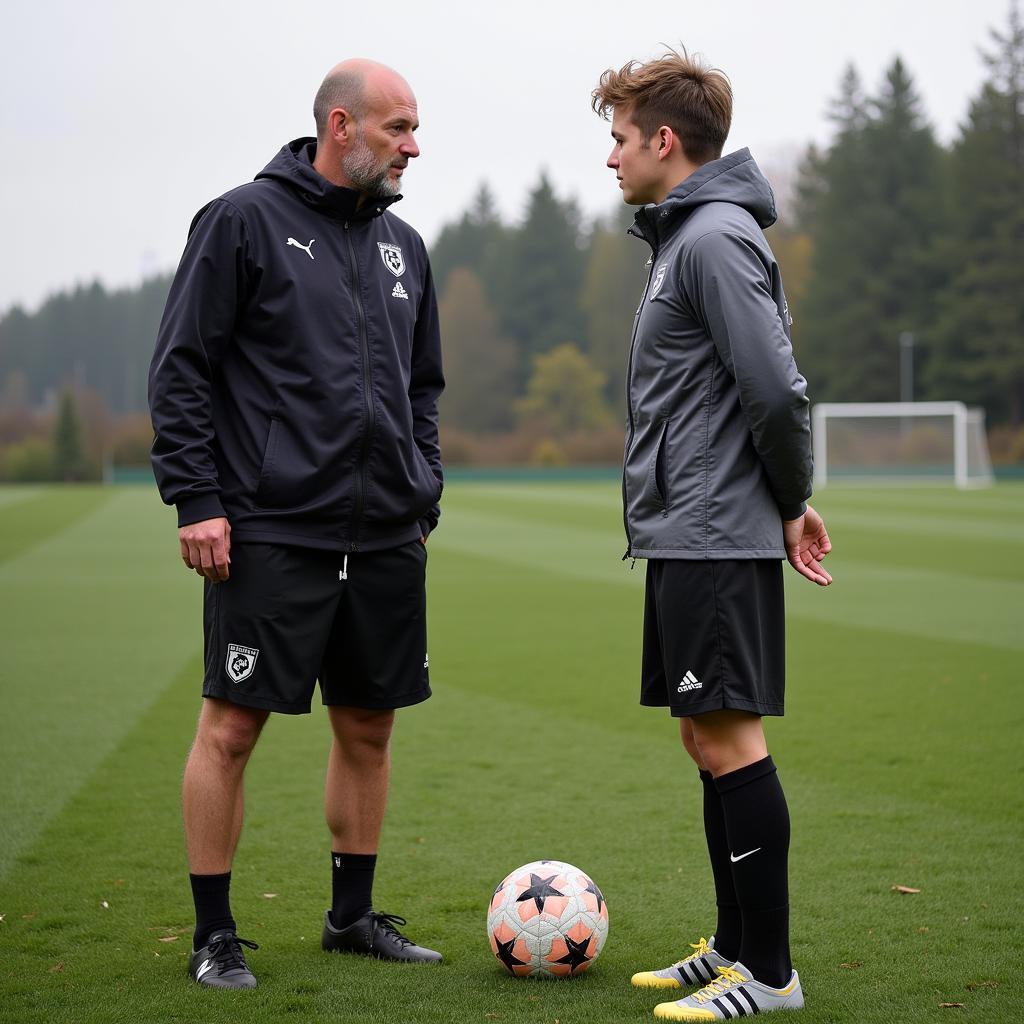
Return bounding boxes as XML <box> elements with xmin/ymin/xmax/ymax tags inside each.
<box><xmin>812</xmin><ymin>401</ymin><xmax>995</xmax><ymax>490</ymax></box>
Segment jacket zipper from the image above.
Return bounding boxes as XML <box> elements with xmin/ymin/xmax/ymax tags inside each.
<box><xmin>345</xmin><ymin>221</ymin><xmax>374</xmax><ymax>551</ymax></box>
<box><xmin>622</xmin><ymin>214</ymin><xmax>659</xmax><ymax>559</ymax></box>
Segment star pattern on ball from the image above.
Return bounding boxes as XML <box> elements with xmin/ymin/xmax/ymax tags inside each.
<box><xmin>516</xmin><ymin>873</ymin><xmax>564</xmax><ymax>914</ymax></box>
<box><xmin>494</xmin><ymin>935</ymin><xmax>527</xmax><ymax>972</ymax></box>
<box><xmin>553</xmin><ymin>933</ymin><xmax>593</xmax><ymax>972</ymax></box>
<box><xmin>583</xmin><ymin>878</ymin><xmax>605</xmax><ymax>913</ymax></box>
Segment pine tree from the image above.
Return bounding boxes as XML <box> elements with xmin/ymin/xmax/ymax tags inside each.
<box><xmin>794</xmin><ymin>66</ymin><xmax>872</xmax><ymax>389</ymax></box>
<box><xmin>928</xmin><ymin>2</ymin><xmax>1024</xmax><ymax>423</ymax></box>
<box><xmin>796</xmin><ymin>61</ymin><xmax>945</xmax><ymax>401</ymax></box>
<box><xmin>501</xmin><ymin>173</ymin><xmax>587</xmax><ymax>370</ymax></box>
<box><xmin>429</xmin><ymin>184</ymin><xmax>507</xmax><ymax>298</ymax></box>
<box><xmin>53</xmin><ymin>390</ymin><xmax>86</xmax><ymax>482</ymax></box>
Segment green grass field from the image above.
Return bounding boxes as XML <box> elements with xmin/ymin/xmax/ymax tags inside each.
<box><xmin>1</xmin><ymin>480</ymin><xmax>1021</xmax><ymax>1023</ymax></box>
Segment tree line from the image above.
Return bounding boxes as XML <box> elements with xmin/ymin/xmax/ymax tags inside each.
<box><xmin>792</xmin><ymin>7</ymin><xmax>1023</xmax><ymax>428</ymax></box>
<box><xmin>0</xmin><ymin>6</ymin><xmax>1020</xmax><ymax>478</ymax></box>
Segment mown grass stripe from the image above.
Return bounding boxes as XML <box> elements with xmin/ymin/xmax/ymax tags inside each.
<box><xmin>433</xmin><ymin>504</ymin><xmax>1023</xmax><ymax>652</ymax></box>
<box><xmin>817</xmin><ymin>507</ymin><xmax>1024</xmax><ymax>544</ymax></box>
<box><xmin>816</xmin><ymin>483</ymin><xmax>1024</xmax><ymax>517</ymax></box>
<box><xmin>0</xmin><ymin>487</ymin><xmax>199</xmax><ymax>879</ymax></box>
<box><xmin>0</xmin><ymin>486</ymin><xmax>113</xmax><ymax>565</ymax></box>
<box><xmin>784</xmin><ymin>560</ymin><xmax>1024</xmax><ymax>651</ymax></box>
<box><xmin>430</xmin><ymin>505</ymin><xmax>628</xmax><ymax>577</ymax></box>
<box><xmin>452</xmin><ymin>482</ymin><xmax>623</xmax><ymax>509</ymax></box>
<box><xmin>0</xmin><ymin>485</ymin><xmax>43</xmax><ymax>509</ymax></box>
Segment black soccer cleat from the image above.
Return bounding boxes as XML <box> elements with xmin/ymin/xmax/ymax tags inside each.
<box><xmin>189</xmin><ymin>929</ymin><xmax>259</xmax><ymax>989</ymax></box>
<box><xmin>321</xmin><ymin>910</ymin><xmax>442</xmax><ymax>963</ymax></box>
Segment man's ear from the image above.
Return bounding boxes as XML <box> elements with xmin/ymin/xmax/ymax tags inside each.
<box><xmin>657</xmin><ymin>126</ymin><xmax>674</xmax><ymax>159</ymax></box>
<box><xmin>330</xmin><ymin>108</ymin><xmax>352</xmax><ymax>144</ymax></box>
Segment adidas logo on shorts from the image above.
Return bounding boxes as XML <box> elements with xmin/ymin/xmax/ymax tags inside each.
<box><xmin>392</xmin><ymin>282</ymin><xmax>409</xmax><ymax>300</ymax></box>
<box><xmin>677</xmin><ymin>670</ymin><xmax>701</xmax><ymax>693</ymax></box>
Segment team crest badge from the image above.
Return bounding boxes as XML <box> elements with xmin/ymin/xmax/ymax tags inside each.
<box><xmin>225</xmin><ymin>643</ymin><xmax>259</xmax><ymax>684</ymax></box>
<box><xmin>377</xmin><ymin>242</ymin><xmax>405</xmax><ymax>277</ymax></box>
<box><xmin>650</xmin><ymin>263</ymin><xmax>668</xmax><ymax>300</ymax></box>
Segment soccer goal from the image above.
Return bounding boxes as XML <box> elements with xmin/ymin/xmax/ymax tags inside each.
<box><xmin>812</xmin><ymin>402</ymin><xmax>995</xmax><ymax>489</ymax></box>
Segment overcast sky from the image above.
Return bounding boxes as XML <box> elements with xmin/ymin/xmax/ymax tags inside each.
<box><xmin>0</xmin><ymin>0</ymin><xmax>1014</xmax><ymax>314</ymax></box>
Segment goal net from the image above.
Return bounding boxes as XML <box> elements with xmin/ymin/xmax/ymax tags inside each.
<box><xmin>812</xmin><ymin>402</ymin><xmax>994</xmax><ymax>489</ymax></box>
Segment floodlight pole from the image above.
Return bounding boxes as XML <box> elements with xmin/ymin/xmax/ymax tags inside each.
<box><xmin>899</xmin><ymin>332</ymin><xmax>915</xmax><ymax>403</ymax></box>
<box><xmin>899</xmin><ymin>332</ymin><xmax>914</xmax><ymax>438</ymax></box>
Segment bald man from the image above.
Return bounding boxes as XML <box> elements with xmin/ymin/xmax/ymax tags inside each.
<box><xmin>150</xmin><ymin>60</ymin><xmax>445</xmax><ymax>989</ymax></box>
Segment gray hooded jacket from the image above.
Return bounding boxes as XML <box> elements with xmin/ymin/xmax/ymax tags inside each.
<box><xmin>623</xmin><ymin>148</ymin><xmax>811</xmax><ymax>559</ymax></box>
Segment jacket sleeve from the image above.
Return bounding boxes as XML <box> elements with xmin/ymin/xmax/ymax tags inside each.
<box><xmin>684</xmin><ymin>230</ymin><xmax>811</xmax><ymax>519</ymax></box>
<box><xmin>410</xmin><ymin>255</ymin><xmax>445</xmax><ymax>536</ymax></box>
<box><xmin>148</xmin><ymin>200</ymin><xmax>251</xmax><ymax>527</ymax></box>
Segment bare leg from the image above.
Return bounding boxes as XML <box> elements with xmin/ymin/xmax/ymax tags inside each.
<box><xmin>688</xmin><ymin>709</ymin><xmax>767</xmax><ymax>777</ymax></box>
<box><xmin>679</xmin><ymin>717</ymin><xmax>706</xmax><ymax>768</ymax></box>
<box><xmin>183</xmin><ymin>697</ymin><xmax>268</xmax><ymax>873</ymax></box>
<box><xmin>324</xmin><ymin>706</ymin><xmax>395</xmax><ymax>853</ymax></box>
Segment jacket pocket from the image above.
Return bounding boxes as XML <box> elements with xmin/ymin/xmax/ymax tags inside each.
<box><xmin>252</xmin><ymin>417</ymin><xmax>325</xmax><ymax>511</ymax></box>
<box><xmin>253</xmin><ymin>418</ymin><xmax>281</xmax><ymax>507</ymax></box>
<box><xmin>412</xmin><ymin>444</ymin><xmax>443</xmax><ymax>504</ymax></box>
<box><xmin>647</xmin><ymin>419</ymin><xmax>670</xmax><ymax>515</ymax></box>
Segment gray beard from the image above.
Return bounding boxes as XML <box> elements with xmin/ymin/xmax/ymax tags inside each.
<box><xmin>343</xmin><ymin>133</ymin><xmax>402</xmax><ymax>198</ymax></box>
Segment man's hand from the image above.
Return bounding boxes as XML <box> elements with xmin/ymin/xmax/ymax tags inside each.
<box><xmin>782</xmin><ymin>505</ymin><xmax>832</xmax><ymax>586</ymax></box>
<box><xmin>179</xmin><ymin>517</ymin><xmax>232</xmax><ymax>582</ymax></box>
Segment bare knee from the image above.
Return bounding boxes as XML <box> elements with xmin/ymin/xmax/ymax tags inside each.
<box><xmin>692</xmin><ymin>738</ymin><xmax>733</xmax><ymax>778</ymax></box>
<box><xmin>689</xmin><ymin>710</ymin><xmax>767</xmax><ymax>777</ymax></box>
<box><xmin>194</xmin><ymin>699</ymin><xmax>267</xmax><ymax>764</ymax></box>
<box><xmin>330</xmin><ymin>707</ymin><xmax>395</xmax><ymax>761</ymax></box>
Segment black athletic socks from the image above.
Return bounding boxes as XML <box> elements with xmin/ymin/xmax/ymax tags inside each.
<box><xmin>330</xmin><ymin>852</ymin><xmax>377</xmax><ymax>930</ymax></box>
<box><xmin>699</xmin><ymin>768</ymin><xmax>741</xmax><ymax>962</ymax></box>
<box><xmin>715</xmin><ymin>756</ymin><xmax>792</xmax><ymax>988</ymax></box>
<box><xmin>190</xmin><ymin>871</ymin><xmax>236</xmax><ymax>950</ymax></box>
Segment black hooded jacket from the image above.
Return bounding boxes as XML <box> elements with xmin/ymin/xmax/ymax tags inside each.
<box><xmin>149</xmin><ymin>139</ymin><xmax>444</xmax><ymax>552</ymax></box>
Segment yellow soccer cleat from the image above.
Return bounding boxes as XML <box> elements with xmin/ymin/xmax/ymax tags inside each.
<box><xmin>632</xmin><ymin>936</ymin><xmax>733</xmax><ymax>989</ymax></box>
<box><xmin>653</xmin><ymin>963</ymin><xmax>804</xmax><ymax>1020</ymax></box>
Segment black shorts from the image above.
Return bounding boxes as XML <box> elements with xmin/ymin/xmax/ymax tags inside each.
<box><xmin>202</xmin><ymin>541</ymin><xmax>430</xmax><ymax>715</ymax></box>
<box><xmin>641</xmin><ymin>559</ymin><xmax>785</xmax><ymax>718</ymax></box>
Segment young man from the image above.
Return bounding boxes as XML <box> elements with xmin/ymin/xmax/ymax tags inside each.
<box><xmin>592</xmin><ymin>51</ymin><xmax>833</xmax><ymax>1020</ymax></box>
<box><xmin>149</xmin><ymin>59</ymin><xmax>444</xmax><ymax>989</ymax></box>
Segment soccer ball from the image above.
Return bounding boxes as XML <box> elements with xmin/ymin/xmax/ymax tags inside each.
<box><xmin>487</xmin><ymin>860</ymin><xmax>609</xmax><ymax>978</ymax></box>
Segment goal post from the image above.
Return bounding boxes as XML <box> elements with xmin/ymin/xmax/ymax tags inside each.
<box><xmin>811</xmin><ymin>401</ymin><xmax>995</xmax><ymax>489</ymax></box>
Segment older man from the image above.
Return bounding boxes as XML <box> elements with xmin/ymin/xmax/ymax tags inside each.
<box><xmin>149</xmin><ymin>59</ymin><xmax>444</xmax><ymax>989</ymax></box>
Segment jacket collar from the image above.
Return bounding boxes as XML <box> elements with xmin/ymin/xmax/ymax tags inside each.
<box><xmin>627</xmin><ymin>148</ymin><xmax>776</xmax><ymax>250</ymax></box>
<box><xmin>256</xmin><ymin>138</ymin><xmax>402</xmax><ymax>222</ymax></box>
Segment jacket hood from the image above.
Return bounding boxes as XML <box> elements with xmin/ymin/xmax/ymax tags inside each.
<box><xmin>255</xmin><ymin>138</ymin><xmax>401</xmax><ymax>221</ymax></box>
<box><xmin>635</xmin><ymin>148</ymin><xmax>777</xmax><ymax>241</ymax></box>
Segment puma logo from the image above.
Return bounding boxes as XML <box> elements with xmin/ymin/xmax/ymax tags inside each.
<box><xmin>286</xmin><ymin>237</ymin><xmax>315</xmax><ymax>260</ymax></box>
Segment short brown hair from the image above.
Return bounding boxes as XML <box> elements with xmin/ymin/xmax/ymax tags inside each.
<box><xmin>592</xmin><ymin>48</ymin><xmax>732</xmax><ymax>164</ymax></box>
